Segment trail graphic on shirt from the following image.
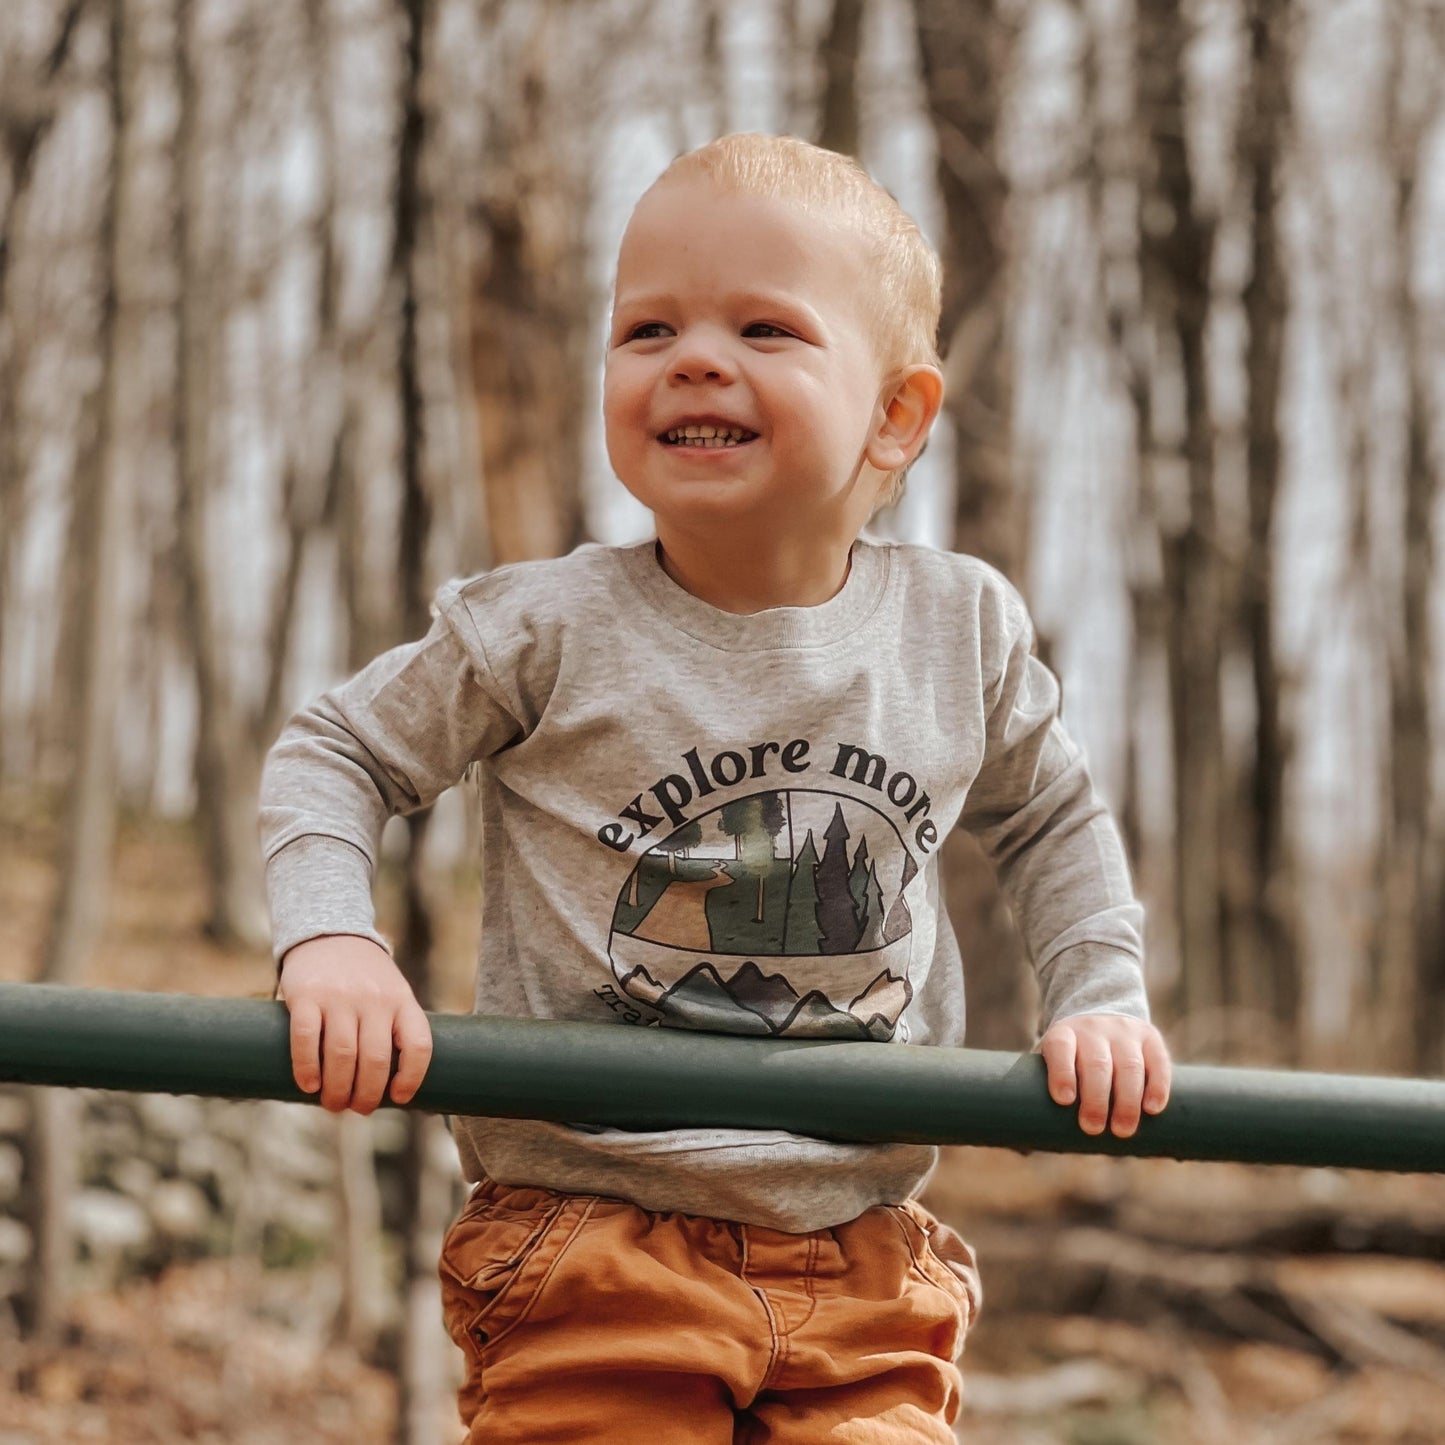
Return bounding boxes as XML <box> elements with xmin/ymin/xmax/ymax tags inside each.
<box><xmin>609</xmin><ymin>789</ymin><xmax>918</xmax><ymax>1040</ymax></box>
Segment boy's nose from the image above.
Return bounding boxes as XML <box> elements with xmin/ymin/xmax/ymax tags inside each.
<box><xmin>674</xmin><ymin>362</ymin><xmax>724</xmax><ymax>382</ymax></box>
<box><xmin>670</xmin><ymin>333</ymin><xmax>734</xmax><ymax>384</ymax></box>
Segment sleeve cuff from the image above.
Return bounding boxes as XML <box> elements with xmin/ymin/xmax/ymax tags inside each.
<box><xmin>1036</xmin><ymin>941</ymin><xmax>1151</xmax><ymax>1030</ymax></box>
<box><xmin>264</xmin><ymin>833</ymin><xmax>394</xmax><ymax>967</ymax></box>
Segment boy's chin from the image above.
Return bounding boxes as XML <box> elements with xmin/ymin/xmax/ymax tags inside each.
<box><xmin>622</xmin><ymin>472</ymin><xmax>768</xmax><ymax>518</ymax></box>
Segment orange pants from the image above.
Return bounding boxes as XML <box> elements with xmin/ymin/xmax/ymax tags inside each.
<box><xmin>438</xmin><ymin>1175</ymin><xmax>981</xmax><ymax>1443</ymax></box>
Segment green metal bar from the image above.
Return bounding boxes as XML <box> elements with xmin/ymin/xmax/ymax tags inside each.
<box><xmin>1</xmin><ymin>982</ymin><xmax>1442</xmax><ymax>1172</ymax></box>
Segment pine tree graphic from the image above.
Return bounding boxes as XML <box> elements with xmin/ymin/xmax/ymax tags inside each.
<box><xmin>848</xmin><ymin>836</ymin><xmax>872</xmax><ymax>921</ymax></box>
<box><xmin>783</xmin><ymin>829</ymin><xmax>823</xmax><ymax>955</ymax></box>
<box><xmin>858</xmin><ymin>862</ymin><xmax>887</xmax><ymax>950</ymax></box>
<box><xmin>816</xmin><ymin>803</ymin><xmax>864</xmax><ymax>954</ymax></box>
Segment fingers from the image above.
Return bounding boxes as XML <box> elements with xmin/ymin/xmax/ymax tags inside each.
<box><xmin>1039</xmin><ymin>1025</ymin><xmax>1078</xmax><ymax>1106</ymax></box>
<box><xmin>1143</xmin><ymin>1030</ymin><xmax>1172</xmax><ymax>1115</ymax></box>
<box><xmin>277</xmin><ymin>938</ymin><xmax>433</xmax><ymax>1115</ymax></box>
<box><xmin>1075</xmin><ymin>1036</ymin><xmax>1115</xmax><ymax>1136</ymax></box>
<box><xmin>1107</xmin><ymin>1043</ymin><xmax>1147</xmax><ymax>1138</ymax></box>
<box><xmin>389</xmin><ymin>1004</ymin><xmax>434</xmax><ymax>1105</ymax></box>
<box><xmin>289</xmin><ymin>997</ymin><xmax>324</xmax><ymax>1096</ymax></box>
<box><xmin>319</xmin><ymin>1007</ymin><xmax>360</xmax><ymax>1112</ymax></box>
<box><xmin>293</xmin><ymin>1004</ymin><xmax>430</xmax><ymax>1114</ymax></box>
<box><xmin>351</xmin><ymin>1009</ymin><xmax>399</xmax><ymax>1115</ymax></box>
<box><xmin>1041</xmin><ymin>1018</ymin><xmax>1173</xmax><ymax>1139</ymax></box>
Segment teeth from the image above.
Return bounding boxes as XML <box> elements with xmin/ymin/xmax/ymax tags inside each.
<box><xmin>663</xmin><ymin>424</ymin><xmax>754</xmax><ymax>445</ymax></box>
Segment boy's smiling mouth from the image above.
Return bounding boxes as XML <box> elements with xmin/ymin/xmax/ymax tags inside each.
<box><xmin>657</xmin><ymin>418</ymin><xmax>760</xmax><ymax>449</ymax></box>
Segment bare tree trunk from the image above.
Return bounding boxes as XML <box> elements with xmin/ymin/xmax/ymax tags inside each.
<box><xmin>1074</xmin><ymin>0</ymin><xmax>1159</xmax><ymax>902</ymax></box>
<box><xmin>20</xmin><ymin>0</ymin><xmax>132</xmax><ymax>1344</ymax></box>
<box><xmin>912</xmin><ymin>0</ymin><xmax>1033</xmax><ymax>1048</ymax></box>
<box><xmin>1401</xmin><ymin>289</ymin><xmax>1442</xmax><ymax>1073</ymax></box>
<box><xmin>700</xmin><ymin>0</ymin><xmax>731</xmax><ymax>138</ymax></box>
<box><xmin>170</xmin><ymin>0</ymin><xmax>267</xmax><ymax>949</ymax></box>
<box><xmin>816</xmin><ymin>0</ymin><xmax>865</xmax><ymax>158</ymax></box>
<box><xmin>0</xmin><ymin>0</ymin><xmax>88</xmax><ymax>728</ymax></box>
<box><xmin>1397</xmin><ymin>278</ymin><xmax>1438</xmax><ymax>1071</ymax></box>
<box><xmin>331</xmin><ymin>1</ymin><xmax>395</xmax><ymax>675</ymax></box>
<box><xmin>914</xmin><ymin>0</ymin><xmax>1021</xmax><ymax>575</ymax></box>
<box><xmin>335</xmin><ymin>395</ymin><xmax>383</xmax><ymax>670</ymax></box>
<box><xmin>1376</xmin><ymin>11</ymin><xmax>1442</xmax><ymax>1072</ymax></box>
<box><xmin>391</xmin><ymin>7</ymin><xmax>445</xmax><ymax>1441</ymax></box>
<box><xmin>1236</xmin><ymin>0</ymin><xmax>1299</xmax><ymax>1053</ymax></box>
<box><xmin>287</xmin><ymin>0</ymin><xmax>392</xmax><ymax>1357</ymax></box>
<box><xmin>257</xmin><ymin>0</ymin><xmax>354</xmax><ymax>750</ymax></box>
<box><xmin>396</xmin><ymin>0</ymin><xmax>431</xmax><ymax>648</ymax></box>
<box><xmin>1136</xmin><ymin>0</ymin><xmax>1226</xmax><ymax>1040</ymax></box>
<box><xmin>396</xmin><ymin>815</ymin><xmax>444</xmax><ymax>1445</ymax></box>
<box><xmin>1314</xmin><ymin>145</ymin><xmax>1382</xmax><ymax>1064</ymax></box>
<box><xmin>777</xmin><ymin>0</ymin><xmax>810</xmax><ymax>137</ymax></box>
<box><xmin>470</xmin><ymin>0</ymin><xmax>587</xmax><ymax>567</ymax></box>
<box><xmin>259</xmin><ymin>462</ymin><xmax>311</xmax><ymax>742</ymax></box>
<box><xmin>336</xmin><ymin>1110</ymin><xmax>390</xmax><ymax>1352</ymax></box>
<box><xmin>0</xmin><ymin>0</ymin><xmax>87</xmax><ymax>297</ymax></box>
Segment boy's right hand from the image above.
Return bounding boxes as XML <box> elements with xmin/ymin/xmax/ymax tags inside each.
<box><xmin>277</xmin><ymin>935</ymin><xmax>434</xmax><ymax>1114</ymax></box>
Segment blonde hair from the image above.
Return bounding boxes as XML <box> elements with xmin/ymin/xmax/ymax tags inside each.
<box><xmin>656</xmin><ymin>133</ymin><xmax>942</xmax><ymax>507</ymax></box>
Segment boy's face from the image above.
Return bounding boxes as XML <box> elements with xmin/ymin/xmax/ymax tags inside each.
<box><xmin>604</xmin><ymin>177</ymin><xmax>900</xmax><ymax>545</ymax></box>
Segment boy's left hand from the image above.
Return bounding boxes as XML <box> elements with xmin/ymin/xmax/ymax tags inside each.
<box><xmin>1039</xmin><ymin>1015</ymin><xmax>1171</xmax><ymax>1138</ymax></box>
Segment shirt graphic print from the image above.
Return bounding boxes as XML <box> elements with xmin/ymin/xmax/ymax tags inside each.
<box><xmin>609</xmin><ymin>782</ymin><xmax>920</xmax><ymax>1041</ymax></box>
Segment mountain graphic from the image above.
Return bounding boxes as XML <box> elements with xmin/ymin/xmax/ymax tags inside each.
<box><xmin>848</xmin><ymin>969</ymin><xmax>912</xmax><ymax>1023</ymax></box>
<box><xmin>619</xmin><ymin>965</ymin><xmax>666</xmax><ymax>1006</ymax></box>
<box><xmin>726</xmin><ymin>961</ymin><xmax>802</xmax><ymax>1024</ymax></box>
<box><xmin>882</xmin><ymin>891</ymin><xmax>912</xmax><ymax>946</ymax></box>
<box><xmin>642</xmin><ymin>959</ymin><xmax>907</xmax><ymax>1041</ymax></box>
<box><xmin>779</xmin><ymin>990</ymin><xmax>872</xmax><ymax>1040</ymax></box>
<box><xmin>657</xmin><ymin>963</ymin><xmax>774</xmax><ymax>1035</ymax></box>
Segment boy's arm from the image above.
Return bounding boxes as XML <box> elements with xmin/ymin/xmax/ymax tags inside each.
<box><xmin>959</xmin><ymin>584</ymin><xmax>1170</xmax><ymax>1136</ymax></box>
<box><xmin>260</xmin><ymin>589</ymin><xmax>517</xmax><ymax>1112</ymax></box>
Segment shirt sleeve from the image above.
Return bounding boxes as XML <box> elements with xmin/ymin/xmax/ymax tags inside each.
<box><xmin>957</xmin><ymin>587</ymin><xmax>1149</xmax><ymax>1029</ymax></box>
<box><xmin>258</xmin><ymin>584</ymin><xmax>521</xmax><ymax>967</ymax></box>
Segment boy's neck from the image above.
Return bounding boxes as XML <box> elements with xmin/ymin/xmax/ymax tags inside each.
<box><xmin>654</xmin><ymin>529</ymin><xmax>858</xmax><ymax>615</ymax></box>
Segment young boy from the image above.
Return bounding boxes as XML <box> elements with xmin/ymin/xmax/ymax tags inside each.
<box><xmin>260</xmin><ymin>133</ymin><xmax>1170</xmax><ymax>1443</ymax></box>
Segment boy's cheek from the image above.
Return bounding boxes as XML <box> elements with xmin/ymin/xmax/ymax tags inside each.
<box><xmin>601</xmin><ymin>396</ymin><xmax>648</xmax><ymax>463</ymax></box>
<box><xmin>600</xmin><ymin>415</ymin><xmax>643</xmax><ymax>484</ymax></box>
<box><xmin>598</xmin><ymin>378</ymin><xmax>627</xmax><ymax>437</ymax></box>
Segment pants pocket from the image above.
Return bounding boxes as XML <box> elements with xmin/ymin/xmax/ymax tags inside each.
<box><xmin>891</xmin><ymin>1202</ymin><xmax>983</xmax><ymax>1347</ymax></box>
<box><xmin>918</xmin><ymin>1214</ymin><xmax>983</xmax><ymax>1330</ymax></box>
<box><xmin>438</xmin><ymin>1187</ymin><xmax>569</xmax><ymax>1356</ymax></box>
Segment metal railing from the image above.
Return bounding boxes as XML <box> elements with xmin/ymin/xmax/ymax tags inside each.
<box><xmin>2</xmin><ymin>982</ymin><xmax>1442</xmax><ymax>1172</ymax></box>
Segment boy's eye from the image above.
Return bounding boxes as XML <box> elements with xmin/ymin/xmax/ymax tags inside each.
<box><xmin>626</xmin><ymin>322</ymin><xmax>671</xmax><ymax>341</ymax></box>
<box><xmin>745</xmin><ymin>323</ymin><xmax>790</xmax><ymax>338</ymax></box>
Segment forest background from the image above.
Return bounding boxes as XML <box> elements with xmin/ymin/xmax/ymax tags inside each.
<box><xmin>1</xmin><ymin>0</ymin><xmax>1444</xmax><ymax>1441</ymax></box>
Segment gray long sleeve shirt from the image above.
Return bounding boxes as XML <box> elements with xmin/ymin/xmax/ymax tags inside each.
<box><xmin>259</xmin><ymin>537</ymin><xmax>1148</xmax><ymax>1231</ymax></box>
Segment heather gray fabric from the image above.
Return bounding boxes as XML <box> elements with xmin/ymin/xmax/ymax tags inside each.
<box><xmin>259</xmin><ymin>538</ymin><xmax>1149</xmax><ymax>1231</ymax></box>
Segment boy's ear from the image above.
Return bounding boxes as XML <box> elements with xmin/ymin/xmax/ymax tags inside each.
<box><xmin>866</xmin><ymin>365</ymin><xmax>945</xmax><ymax>474</ymax></box>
